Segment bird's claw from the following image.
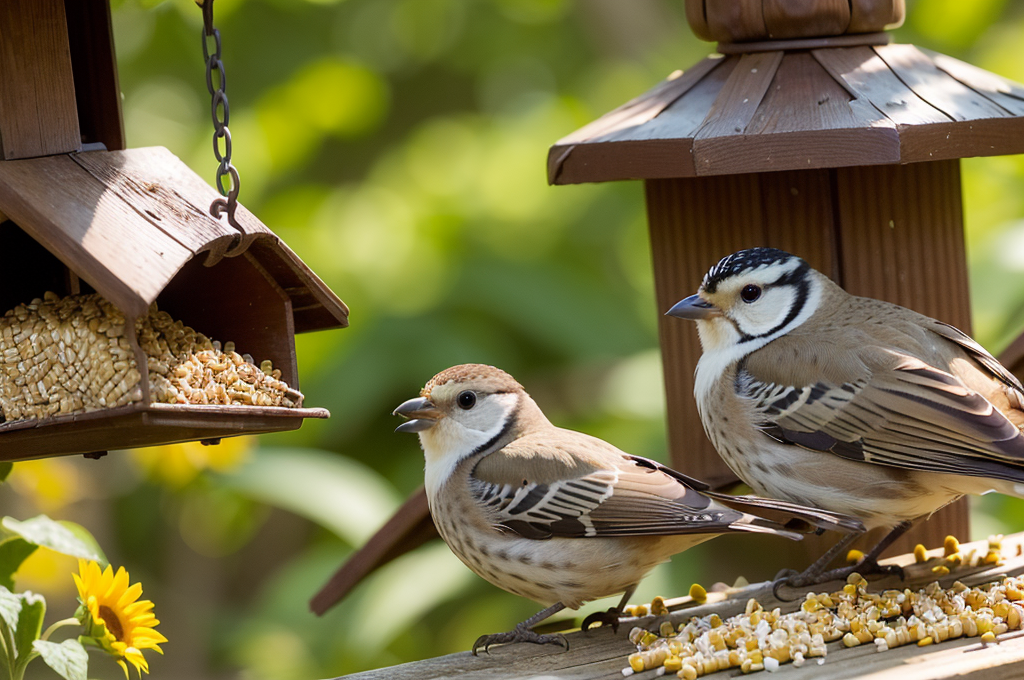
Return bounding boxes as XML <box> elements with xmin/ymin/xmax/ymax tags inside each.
<box><xmin>471</xmin><ymin>626</ymin><xmax>569</xmax><ymax>655</ymax></box>
<box><xmin>772</xmin><ymin>558</ymin><xmax>906</xmax><ymax>601</ymax></box>
<box><xmin>581</xmin><ymin>607</ymin><xmax>623</xmax><ymax>633</ymax></box>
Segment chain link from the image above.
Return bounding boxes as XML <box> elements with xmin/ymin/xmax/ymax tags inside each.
<box><xmin>199</xmin><ymin>1</ymin><xmax>242</xmax><ymax>231</ymax></box>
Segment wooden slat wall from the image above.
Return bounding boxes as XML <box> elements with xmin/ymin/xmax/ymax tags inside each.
<box><xmin>833</xmin><ymin>159</ymin><xmax>971</xmax><ymax>556</ymax></box>
<box><xmin>0</xmin><ymin>0</ymin><xmax>82</xmax><ymax>160</ymax></box>
<box><xmin>646</xmin><ymin>159</ymin><xmax>970</xmax><ymax>576</ymax></box>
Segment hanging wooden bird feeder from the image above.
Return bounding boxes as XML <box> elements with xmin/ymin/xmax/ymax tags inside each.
<box><xmin>0</xmin><ymin>0</ymin><xmax>348</xmax><ymax>461</ymax></box>
<box><xmin>546</xmin><ymin>0</ymin><xmax>1024</xmax><ymax>574</ymax></box>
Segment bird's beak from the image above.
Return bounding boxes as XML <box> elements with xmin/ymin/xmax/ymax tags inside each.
<box><xmin>665</xmin><ymin>294</ymin><xmax>721</xmax><ymax>320</ymax></box>
<box><xmin>393</xmin><ymin>397</ymin><xmax>443</xmax><ymax>433</ymax></box>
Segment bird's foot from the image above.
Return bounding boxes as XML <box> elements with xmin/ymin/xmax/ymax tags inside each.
<box><xmin>471</xmin><ymin>624</ymin><xmax>569</xmax><ymax>655</ymax></box>
<box><xmin>815</xmin><ymin>558</ymin><xmax>905</xmax><ymax>584</ymax></box>
<box><xmin>772</xmin><ymin>559</ymin><xmax>905</xmax><ymax>600</ymax></box>
<box><xmin>581</xmin><ymin>607</ymin><xmax>623</xmax><ymax>633</ymax></box>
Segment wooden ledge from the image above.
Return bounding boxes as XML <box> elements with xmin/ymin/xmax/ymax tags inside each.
<box><xmin>341</xmin><ymin>532</ymin><xmax>1024</xmax><ymax>679</ymax></box>
<box><xmin>717</xmin><ymin>32</ymin><xmax>891</xmax><ymax>54</ymax></box>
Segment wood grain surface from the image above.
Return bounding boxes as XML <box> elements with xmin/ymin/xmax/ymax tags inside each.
<box><xmin>0</xmin><ymin>0</ymin><xmax>81</xmax><ymax>159</ymax></box>
<box><xmin>343</xmin><ymin>533</ymin><xmax>1024</xmax><ymax>680</ymax></box>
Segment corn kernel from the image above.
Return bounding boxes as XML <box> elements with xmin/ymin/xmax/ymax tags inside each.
<box><xmin>652</xmin><ymin>596</ymin><xmax>668</xmax><ymax>616</ymax></box>
<box><xmin>983</xmin><ymin>551</ymin><xmax>1001</xmax><ymax>565</ymax></box>
<box><xmin>689</xmin><ymin>583</ymin><xmax>707</xmax><ymax>604</ymax></box>
<box><xmin>663</xmin><ymin>656</ymin><xmax>682</xmax><ymax>673</ymax></box>
<box><xmin>679</xmin><ymin>662</ymin><xmax>698</xmax><ymax>680</ymax></box>
<box><xmin>846</xmin><ymin>549</ymin><xmax>865</xmax><ymax>565</ymax></box>
<box><xmin>843</xmin><ymin>633</ymin><xmax>860</xmax><ymax>647</ymax></box>
<box><xmin>932</xmin><ymin>565</ymin><xmax>950</xmax><ymax>576</ymax></box>
<box><xmin>914</xmin><ymin>544</ymin><xmax>928</xmax><ymax>563</ymax></box>
<box><xmin>944</xmin><ymin>535</ymin><xmax>960</xmax><ymax>557</ymax></box>
<box><xmin>982</xmin><ymin>631</ymin><xmax>997</xmax><ymax>644</ymax></box>
<box><xmin>660</xmin><ymin>621</ymin><xmax>675</xmax><ymax>637</ymax></box>
<box><xmin>629</xmin><ymin>654</ymin><xmax>645</xmax><ymax>672</ymax></box>
<box><xmin>635</xmin><ymin>605</ymin><xmax>649</xmax><ymax>617</ymax></box>
<box><xmin>917</xmin><ymin>636</ymin><xmax>934</xmax><ymax>647</ymax></box>
<box><xmin>708</xmin><ymin>614</ymin><xmax>722</xmax><ymax>628</ymax></box>
<box><xmin>843</xmin><ymin>584</ymin><xmax>858</xmax><ymax>597</ymax></box>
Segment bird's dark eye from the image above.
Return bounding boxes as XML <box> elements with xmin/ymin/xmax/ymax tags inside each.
<box><xmin>457</xmin><ymin>391</ymin><xmax>477</xmax><ymax>410</ymax></box>
<box><xmin>740</xmin><ymin>285</ymin><xmax>762</xmax><ymax>303</ymax></box>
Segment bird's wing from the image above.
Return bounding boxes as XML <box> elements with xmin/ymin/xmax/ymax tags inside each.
<box><xmin>745</xmin><ymin>350</ymin><xmax>1024</xmax><ymax>482</ymax></box>
<box><xmin>930</xmin><ymin>320</ymin><xmax>1024</xmax><ymax>392</ymax></box>
<box><xmin>469</xmin><ymin>430</ymin><xmax>850</xmax><ymax>541</ymax></box>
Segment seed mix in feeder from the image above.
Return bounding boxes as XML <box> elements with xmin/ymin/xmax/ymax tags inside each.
<box><xmin>0</xmin><ymin>292</ymin><xmax>302</xmax><ymax>422</ymax></box>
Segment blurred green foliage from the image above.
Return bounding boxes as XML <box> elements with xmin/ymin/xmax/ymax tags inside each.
<box><xmin>3</xmin><ymin>0</ymin><xmax>1024</xmax><ymax>677</ymax></box>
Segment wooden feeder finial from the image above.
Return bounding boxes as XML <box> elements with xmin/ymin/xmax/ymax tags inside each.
<box><xmin>685</xmin><ymin>0</ymin><xmax>905</xmax><ymax>46</ymax></box>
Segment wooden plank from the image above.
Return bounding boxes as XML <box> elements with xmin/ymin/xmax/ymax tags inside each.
<box><xmin>555</xmin><ymin>57</ymin><xmax>726</xmax><ymax>147</ymax></box>
<box><xmin>548</xmin><ymin>57</ymin><xmax>726</xmax><ymax>183</ymax></box>
<box><xmin>874</xmin><ymin>44</ymin><xmax>1010</xmax><ymax>122</ymax></box>
<box><xmin>645</xmin><ymin>175</ymin><xmax>765</xmax><ymax>485</ymax></box>
<box><xmin>695</xmin><ymin>52</ymin><xmax>784</xmax><ymax>141</ymax></box>
<box><xmin>72</xmin><ymin>147</ymin><xmax>245</xmax><ymax>256</ymax></box>
<box><xmin>834</xmin><ymin>159</ymin><xmax>970</xmax><ymax>558</ymax></box>
<box><xmin>0</xmin><ymin>0</ymin><xmax>81</xmax><ymax>159</ymax></box>
<box><xmin>705</xmin><ymin>0</ymin><xmax>765</xmax><ymax>42</ymax></box>
<box><xmin>343</xmin><ymin>533</ymin><xmax>1024</xmax><ymax>680</ymax></box>
<box><xmin>597</xmin><ymin>58</ymin><xmax>737</xmax><ymax>143</ymax></box>
<box><xmin>311</xmin><ymin>488</ymin><xmax>436</xmax><ymax>615</ymax></box>
<box><xmin>0</xmin><ymin>403</ymin><xmax>326</xmax><ymax>462</ymax></box>
<box><xmin>762</xmin><ymin>0</ymin><xmax>850</xmax><ymax>40</ymax></box>
<box><xmin>812</xmin><ymin>47</ymin><xmax>951</xmax><ymax>127</ymax></box>
<box><xmin>0</xmin><ymin>154</ymin><xmax>191</xmax><ymax>318</ymax></box>
<box><xmin>693</xmin><ymin>52</ymin><xmax>900</xmax><ymax>175</ymax></box>
<box><xmin>760</xmin><ymin>170</ymin><xmax>839</xmax><ymax>283</ymax></box>
<box><xmin>63</xmin><ymin>0</ymin><xmax>125</xmax><ymax>151</ymax></box>
<box><xmin>924</xmin><ymin>48</ymin><xmax>1024</xmax><ymax>117</ymax></box>
<box><xmin>248</xmin><ymin>239</ymin><xmax>350</xmax><ymax>333</ymax></box>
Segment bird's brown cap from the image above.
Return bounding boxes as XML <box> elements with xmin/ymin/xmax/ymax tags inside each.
<box><xmin>421</xmin><ymin>363</ymin><xmax>524</xmax><ymax>397</ymax></box>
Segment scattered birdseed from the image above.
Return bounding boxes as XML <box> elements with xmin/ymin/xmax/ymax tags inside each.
<box><xmin>0</xmin><ymin>293</ymin><xmax>302</xmax><ymax>422</ymax></box>
<box><xmin>623</xmin><ymin>540</ymin><xmax>1020</xmax><ymax>678</ymax></box>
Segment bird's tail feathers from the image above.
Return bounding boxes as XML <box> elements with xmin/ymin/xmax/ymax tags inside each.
<box><xmin>708</xmin><ymin>491</ymin><xmax>865</xmax><ymax>535</ymax></box>
<box><xmin>729</xmin><ymin>513</ymin><xmax>803</xmax><ymax>541</ymax></box>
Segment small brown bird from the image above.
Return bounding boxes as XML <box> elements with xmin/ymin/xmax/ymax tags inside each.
<box><xmin>393</xmin><ymin>363</ymin><xmax>863</xmax><ymax>652</ymax></box>
<box><xmin>667</xmin><ymin>248</ymin><xmax>1024</xmax><ymax>583</ymax></box>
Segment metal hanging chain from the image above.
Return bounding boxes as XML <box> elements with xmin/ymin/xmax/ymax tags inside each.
<box><xmin>198</xmin><ymin>0</ymin><xmax>242</xmax><ymax>231</ymax></box>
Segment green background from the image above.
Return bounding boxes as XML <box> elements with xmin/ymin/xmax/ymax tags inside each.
<box><xmin>7</xmin><ymin>0</ymin><xmax>1024</xmax><ymax>677</ymax></box>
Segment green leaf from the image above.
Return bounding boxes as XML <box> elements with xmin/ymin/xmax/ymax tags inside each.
<box><xmin>220</xmin><ymin>448</ymin><xmax>399</xmax><ymax>545</ymax></box>
<box><xmin>32</xmin><ymin>640</ymin><xmax>87</xmax><ymax>680</ymax></box>
<box><xmin>0</xmin><ymin>538</ymin><xmax>37</xmax><ymax>590</ymax></box>
<box><xmin>0</xmin><ymin>586</ymin><xmax>22</xmax><ymax>633</ymax></box>
<box><xmin>1</xmin><ymin>517</ymin><xmax>103</xmax><ymax>564</ymax></box>
<box><xmin>0</xmin><ymin>463</ymin><xmax>12</xmax><ymax>484</ymax></box>
<box><xmin>14</xmin><ymin>592</ymin><xmax>45</xmax><ymax>664</ymax></box>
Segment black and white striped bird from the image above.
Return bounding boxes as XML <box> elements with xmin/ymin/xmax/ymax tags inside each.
<box><xmin>667</xmin><ymin>247</ymin><xmax>1024</xmax><ymax>583</ymax></box>
<box><xmin>393</xmin><ymin>363</ymin><xmax>863</xmax><ymax>652</ymax></box>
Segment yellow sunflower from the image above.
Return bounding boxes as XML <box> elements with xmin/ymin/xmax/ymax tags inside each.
<box><xmin>73</xmin><ymin>560</ymin><xmax>167</xmax><ymax>678</ymax></box>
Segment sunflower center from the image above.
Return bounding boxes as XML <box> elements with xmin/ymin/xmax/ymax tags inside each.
<box><xmin>98</xmin><ymin>605</ymin><xmax>124</xmax><ymax>641</ymax></box>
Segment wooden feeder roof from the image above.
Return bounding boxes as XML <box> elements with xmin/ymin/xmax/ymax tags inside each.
<box><xmin>0</xmin><ymin>146</ymin><xmax>348</xmax><ymax>331</ymax></box>
<box><xmin>548</xmin><ymin>44</ymin><xmax>1024</xmax><ymax>184</ymax></box>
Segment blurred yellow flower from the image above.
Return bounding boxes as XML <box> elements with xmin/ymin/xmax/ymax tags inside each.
<box><xmin>8</xmin><ymin>458</ymin><xmax>83</xmax><ymax>512</ymax></box>
<box><xmin>15</xmin><ymin>547</ymin><xmax>77</xmax><ymax>597</ymax></box>
<box><xmin>130</xmin><ymin>436</ymin><xmax>254</xmax><ymax>488</ymax></box>
<box><xmin>74</xmin><ymin>560</ymin><xmax>166</xmax><ymax>678</ymax></box>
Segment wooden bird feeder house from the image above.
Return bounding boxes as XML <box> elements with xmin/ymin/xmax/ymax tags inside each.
<box><xmin>0</xmin><ymin>0</ymin><xmax>348</xmax><ymax>461</ymax></box>
<box><xmin>546</xmin><ymin>0</ymin><xmax>1024</xmax><ymax>571</ymax></box>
